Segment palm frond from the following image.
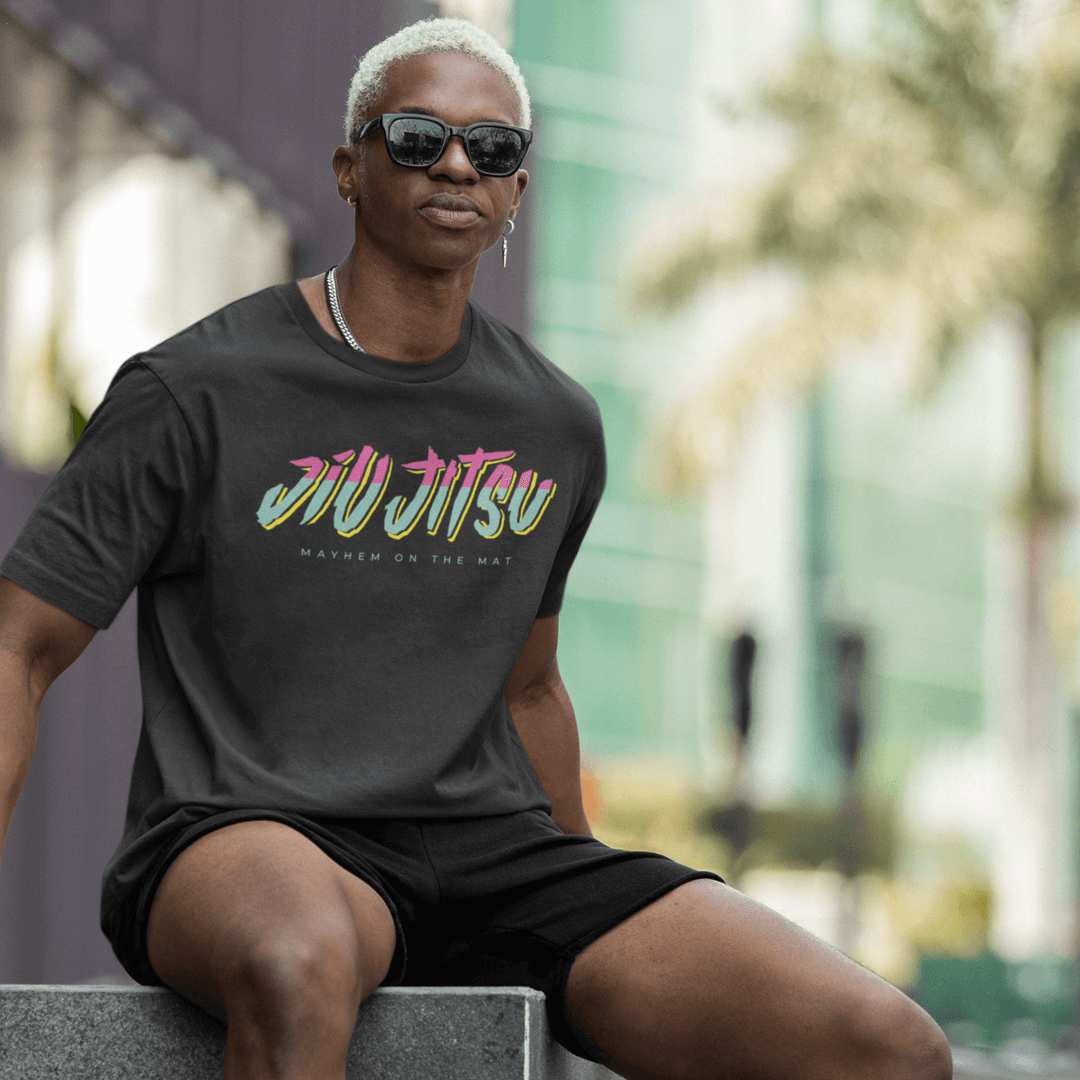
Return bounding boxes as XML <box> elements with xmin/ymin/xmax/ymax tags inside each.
<box><xmin>625</xmin><ymin>187</ymin><xmax>771</xmax><ymax>314</ymax></box>
<box><xmin>630</xmin><ymin>0</ymin><xmax>1080</xmax><ymax>489</ymax></box>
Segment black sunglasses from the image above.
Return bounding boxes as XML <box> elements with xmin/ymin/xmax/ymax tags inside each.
<box><xmin>354</xmin><ymin>113</ymin><xmax>532</xmax><ymax>177</ymax></box>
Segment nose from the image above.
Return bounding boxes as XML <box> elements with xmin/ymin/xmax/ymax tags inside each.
<box><xmin>429</xmin><ymin>134</ymin><xmax>477</xmax><ymax>182</ymax></box>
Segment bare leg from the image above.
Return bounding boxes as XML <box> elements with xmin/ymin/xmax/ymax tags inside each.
<box><xmin>565</xmin><ymin>879</ymin><xmax>951</xmax><ymax>1080</ymax></box>
<box><xmin>147</xmin><ymin>820</ymin><xmax>397</xmax><ymax>1080</ymax></box>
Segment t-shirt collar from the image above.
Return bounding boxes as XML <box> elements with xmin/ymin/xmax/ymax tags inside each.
<box><xmin>280</xmin><ymin>279</ymin><xmax>473</xmax><ymax>383</ymax></box>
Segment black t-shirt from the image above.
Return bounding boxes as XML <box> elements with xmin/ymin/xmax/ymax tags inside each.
<box><xmin>1</xmin><ymin>281</ymin><xmax>605</xmax><ymax>917</ymax></box>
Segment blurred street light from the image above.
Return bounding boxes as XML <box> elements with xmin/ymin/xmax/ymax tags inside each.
<box><xmin>708</xmin><ymin>631</ymin><xmax>758</xmax><ymax>877</ymax></box>
<box><xmin>835</xmin><ymin>629</ymin><xmax>869</xmax><ymax>954</ymax></box>
<box><xmin>729</xmin><ymin>630</ymin><xmax>757</xmax><ymax>748</ymax></box>
<box><xmin>835</xmin><ymin>630</ymin><xmax>865</xmax><ymax>778</ymax></box>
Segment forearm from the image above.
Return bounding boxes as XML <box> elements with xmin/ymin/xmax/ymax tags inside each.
<box><xmin>0</xmin><ymin>577</ymin><xmax>97</xmax><ymax>870</ymax></box>
<box><xmin>0</xmin><ymin>649</ymin><xmax>41</xmax><ymax>868</ymax></box>
<box><xmin>507</xmin><ymin>673</ymin><xmax>592</xmax><ymax>836</ymax></box>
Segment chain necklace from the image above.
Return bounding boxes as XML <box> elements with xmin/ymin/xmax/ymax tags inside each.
<box><xmin>326</xmin><ymin>265</ymin><xmax>366</xmax><ymax>353</ymax></box>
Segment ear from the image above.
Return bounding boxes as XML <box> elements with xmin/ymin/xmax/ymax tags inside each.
<box><xmin>333</xmin><ymin>145</ymin><xmax>362</xmax><ymax>205</ymax></box>
<box><xmin>509</xmin><ymin>169</ymin><xmax>529</xmax><ymax>218</ymax></box>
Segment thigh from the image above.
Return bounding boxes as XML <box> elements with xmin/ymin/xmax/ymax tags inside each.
<box><xmin>564</xmin><ymin>879</ymin><xmax>951</xmax><ymax>1080</ymax></box>
<box><xmin>147</xmin><ymin>819</ymin><xmax>397</xmax><ymax>1022</ymax></box>
<box><xmin>409</xmin><ymin>814</ymin><xmax>716</xmax><ymax>1049</ymax></box>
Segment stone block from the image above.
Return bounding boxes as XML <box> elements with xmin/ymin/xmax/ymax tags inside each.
<box><xmin>0</xmin><ymin>985</ymin><xmax>616</xmax><ymax>1079</ymax></box>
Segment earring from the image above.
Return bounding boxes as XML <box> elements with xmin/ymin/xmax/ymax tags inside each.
<box><xmin>347</xmin><ymin>196</ymin><xmax>357</xmax><ymax>206</ymax></box>
<box><xmin>502</xmin><ymin>219</ymin><xmax>515</xmax><ymax>269</ymax></box>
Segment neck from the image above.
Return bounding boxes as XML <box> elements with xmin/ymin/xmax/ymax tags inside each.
<box><xmin>335</xmin><ymin>242</ymin><xmax>478</xmax><ymax>364</ymax></box>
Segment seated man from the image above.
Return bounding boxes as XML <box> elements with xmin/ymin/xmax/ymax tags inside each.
<box><xmin>0</xmin><ymin>18</ymin><xmax>952</xmax><ymax>1080</ymax></box>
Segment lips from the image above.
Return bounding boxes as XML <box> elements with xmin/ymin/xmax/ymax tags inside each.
<box><xmin>420</xmin><ymin>194</ymin><xmax>481</xmax><ymax>227</ymax></box>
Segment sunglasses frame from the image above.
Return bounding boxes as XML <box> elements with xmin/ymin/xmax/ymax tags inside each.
<box><xmin>354</xmin><ymin>113</ymin><xmax>533</xmax><ymax>177</ymax></box>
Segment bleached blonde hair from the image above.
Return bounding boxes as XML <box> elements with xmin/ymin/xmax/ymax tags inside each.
<box><xmin>344</xmin><ymin>17</ymin><xmax>531</xmax><ymax>143</ymax></box>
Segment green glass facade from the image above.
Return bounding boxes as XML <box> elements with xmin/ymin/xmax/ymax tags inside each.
<box><xmin>513</xmin><ymin>0</ymin><xmax>994</xmax><ymax>799</ymax></box>
<box><xmin>807</xmin><ymin>368</ymin><xmax>989</xmax><ymax>802</ymax></box>
<box><xmin>512</xmin><ymin>1</ymin><xmax>713</xmax><ymax>764</ymax></box>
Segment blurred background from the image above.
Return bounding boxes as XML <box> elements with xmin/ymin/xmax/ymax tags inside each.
<box><xmin>2</xmin><ymin>0</ymin><xmax>1080</xmax><ymax>1072</ymax></box>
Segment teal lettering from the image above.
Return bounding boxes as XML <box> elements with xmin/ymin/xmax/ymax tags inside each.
<box><xmin>258</xmin><ymin>457</ymin><xmax>327</xmax><ymax>529</ymax></box>
<box><xmin>473</xmin><ymin>464</ymin><xmax>516</xmax><ymax>539</ymax></box>
<box><xmin>334</xmin><ymin>452</ymin><xmax>391</xmax><ymax>537</ymax></box>
<box><xmin>384</xmin><ymin>447</ymin><xmax>445</xmax><ymax>540</ymax></box>
<box><xmin>508</xmin><ymin>473</ymin><xmax>557</xmax><ymax>535</ymax></box>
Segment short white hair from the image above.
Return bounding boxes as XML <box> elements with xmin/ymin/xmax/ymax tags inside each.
<box><xmin>345</xmin><ymin>17</ymin><xmax>532</xmax><ymax>144</ymax></box>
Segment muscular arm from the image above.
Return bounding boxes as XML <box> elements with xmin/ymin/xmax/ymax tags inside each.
<box><xmin>0</xmin><ymin>576</ymin><xmax>98</xmax><ymax>868</ymax></box>
<box><xmin>504</xmin><ymin>614</ymin><xmax>591</xmax><ymax>836</ymax></box>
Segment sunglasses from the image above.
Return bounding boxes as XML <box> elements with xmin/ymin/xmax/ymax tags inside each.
<box><xmin>354</xmin><ymin>113</ymin><xmax>532</xmax><ymax>177</ymax></box>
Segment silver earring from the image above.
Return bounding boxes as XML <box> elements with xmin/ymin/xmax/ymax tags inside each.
<box><xmin>502</xmin><ymin>219</ymin><xmax>515</xmax><ymax>269</ymax></box>
<box><xmin>348</xmin><ymin>196</ymin><xmax>357</xmax><ymax>206</ymax></box>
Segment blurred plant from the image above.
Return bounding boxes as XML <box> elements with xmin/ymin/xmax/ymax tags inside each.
<box><xmin>702</xmin><ymin>799</ymin><xmax>898</xmax><ymax>875</ymax></box>
<box><xmin>889</xmin><ymin>875</ymin><xmax>993</xmax><ymax>959</ymax></box>
<box><xmin>589</xmin><ymin>764</ymin><xmax>729</xmax><ymax>875</ymax></box>
<box><xmin>630</xmin><ymin>0</ymin><xmax>1080</xmax><ymax>521</ymax></box>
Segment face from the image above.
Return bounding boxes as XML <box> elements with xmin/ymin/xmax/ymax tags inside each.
<box><xmin>335</xmin><ymin>53</ymin><xmax>529</xmax><ymax>273</ymax></box>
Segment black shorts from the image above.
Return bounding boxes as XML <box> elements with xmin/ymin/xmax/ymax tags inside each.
<box><xmin>104</xmin><ymin>806</ymin><xmax>722</xmax><ymax>1059</ymax></box>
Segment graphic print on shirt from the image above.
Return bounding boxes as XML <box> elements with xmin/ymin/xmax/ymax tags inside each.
<box><xmin>256</xmin><ymin>445</ymin><xmax>557</xmax><ymax>541</ymax></box>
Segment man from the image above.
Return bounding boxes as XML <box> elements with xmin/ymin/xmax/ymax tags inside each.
<box><xmin>0</xmin><ymin>18</ymin><xmax>952</xmax><ymax>1080</ymax></box>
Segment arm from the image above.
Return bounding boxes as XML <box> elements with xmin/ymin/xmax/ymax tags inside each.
<box><xmin>0</xmin><ymin>576</ymin><xmax>98</xmax><ymax>869</ymax></box>
<box><xmin>504</xmin><ymin>614</ymin><xmax>592</xmax><ymax>836</ymax></box>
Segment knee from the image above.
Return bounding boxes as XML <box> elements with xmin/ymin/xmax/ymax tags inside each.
<box><xmin>227</xmin><ymin>920</ymin><xmax>365</xmax><ymax>1033</ymax></box>
<box><xmin>848</xmin><ymin>988</ymin><xmax>952</xmax><ymax>1080</ymax></box>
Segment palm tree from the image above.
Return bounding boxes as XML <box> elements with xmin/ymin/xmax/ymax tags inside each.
<box><xmin>629</xmin><ymin>0</ymin><xmax>1080</xmax><ymax>953</ymax></box>
<box><xmin>633</xmin><ymin>0</ymin><xmax>1078</xmax><ymax>502</ymax></box>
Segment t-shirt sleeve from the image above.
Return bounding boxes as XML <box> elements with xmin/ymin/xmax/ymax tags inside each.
<box><xmin>535</xmin><ymin>434</ymin><xmax>606</xmax><ymax>619</ymax></box>
<box><xmin>1</xmin><ymin>359</ymin><xmax>199</xmax><ymax>629</ymax></box>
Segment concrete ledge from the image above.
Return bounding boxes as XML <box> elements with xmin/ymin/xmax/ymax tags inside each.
<box><xmin>0</xmin><ymin>985</ymin><xmax>617</xmax><ymax>1079</ymax></box>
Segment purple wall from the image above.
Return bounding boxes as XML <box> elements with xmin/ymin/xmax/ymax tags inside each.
<box><xmin>0</xmin><ymin>462</ymin><xmax>141</xmax><ymax>983</ymax></box>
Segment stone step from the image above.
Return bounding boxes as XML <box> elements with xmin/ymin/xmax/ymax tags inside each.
<box><xmin>0</xmin><ymin>984</ymin><xmax>617</xmax><ymax>1080</ymax></box>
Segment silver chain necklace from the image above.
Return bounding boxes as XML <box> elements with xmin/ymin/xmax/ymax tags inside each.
<box><xmin>326</xmin><ymin>265</ymin><xmax>366</xmax><ymax>353</ymax></box>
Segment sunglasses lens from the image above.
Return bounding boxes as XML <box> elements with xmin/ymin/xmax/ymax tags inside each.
<box><xmin>383</xmin><ymin>116</ymin><xmax>526</xmax><ymax>175</ymax></box>
<box><xmin>467</xmin><ymin>126</ymin><xmax>525</xmax><ymax>175</ymax></box>
<box><xmin>386</xmin><ymin>117</ymin><xmax>446</xmax><ymax>166</ymax></box>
